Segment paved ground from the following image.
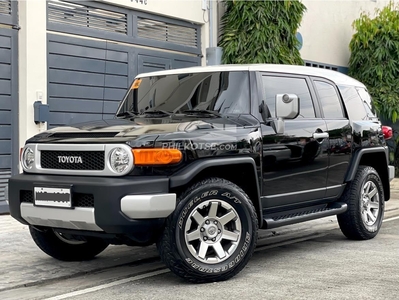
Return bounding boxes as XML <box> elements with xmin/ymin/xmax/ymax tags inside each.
<box><xmin>0</xmin><ymin>179</ymin><xmax>399</xmax><ymax>297</ymax></box>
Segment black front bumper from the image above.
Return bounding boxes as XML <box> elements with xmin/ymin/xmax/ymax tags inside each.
<box><xmin>8</xmin><ymin>173</ymin><xmax>170</xmax><ymax>243</ymax></box>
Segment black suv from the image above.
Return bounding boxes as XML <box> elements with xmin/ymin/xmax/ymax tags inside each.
<box><xmin>7</xmin><ymin>64</ymin><xmax>395</xmax><ymax>283</ymax></box>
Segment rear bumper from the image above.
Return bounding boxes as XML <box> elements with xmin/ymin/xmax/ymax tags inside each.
<box><xmin>8</xmin><ymin>173</ymin><xmax>176</xmax><ymax>243</ymax></box>
<box><xmin>389</xmin><ymin>165</ymin><xmax>395</xmax><ymax>181</ymax></box>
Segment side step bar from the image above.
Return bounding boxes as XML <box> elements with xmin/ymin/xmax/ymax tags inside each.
<box><xmin>263</xmin><ymin>202</ymin><xmax>347</xmax><ymax>229</ymax></box>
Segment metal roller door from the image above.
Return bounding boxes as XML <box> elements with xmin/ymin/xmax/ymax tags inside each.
<box><xmin>0</xmin><ymin>0</ymin><xmax>18</xmax><ymax>213</ymax></box>
<box><xmin>47</xmin><ymin>0</ymin><xmax>201</xmax><ymax>127</ymax></box>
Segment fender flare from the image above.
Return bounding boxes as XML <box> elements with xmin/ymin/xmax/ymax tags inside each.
<box><xmin>345</xmin><ymin>147</ymin><xmax>389</xmax><ymax>182</ymax></box>
<box><xmin>170</xmin><ymin>157</ymin><xmax>263</xmax><ymax>226</ymax></box>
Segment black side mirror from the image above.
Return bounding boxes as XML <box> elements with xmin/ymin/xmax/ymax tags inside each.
<box><xmin>259</xmin><ymin>100</ymin><xmax>271</xmax><ymax>123</ymax></box>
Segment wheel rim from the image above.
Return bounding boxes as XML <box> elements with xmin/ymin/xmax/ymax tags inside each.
<box><xmin>184</xmin><ymin>199</ymin><xmax>242</xmax><ymax>264</ymax></box>
<box><xmin>360</xmin><ymin>180</ymin><xmax>380</xmax><ymax>226</ymax></box>
<box><xmin>53</xmin><ymin>230</ymin><xmax>86</xmax><ymax>245</ymax></box>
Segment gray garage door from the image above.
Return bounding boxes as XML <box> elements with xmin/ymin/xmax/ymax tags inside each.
<box><xmin>47</xmin><ymin>0</ymin><xmax>201</xmax><ymax>128</ymax></box>
<box><xmin>0</xmin><ymin>0</ymin><xmax>18</xmax><ymax>212</ymax></box>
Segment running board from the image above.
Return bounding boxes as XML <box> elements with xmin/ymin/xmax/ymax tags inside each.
<box><xmin>263</xmin><ymin>202</ymin><xmax>347</xmax><ymax>229</ymax></box>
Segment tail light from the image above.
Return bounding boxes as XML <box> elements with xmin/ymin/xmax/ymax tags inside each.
<box><xmin>382</xmin><ymin>126</ymin><xmax>393</xmax><ymax>140</ymax></box>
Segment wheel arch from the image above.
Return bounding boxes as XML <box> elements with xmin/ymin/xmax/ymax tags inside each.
<box><xmin>169</xmin><ymin>157</ymin><xmax>263</xmax><ymax>227</ymax></box>
<box><xmin>345</xmin><ymin>147</ymin><xmax>390</xmax><ymax>201</ymax></box>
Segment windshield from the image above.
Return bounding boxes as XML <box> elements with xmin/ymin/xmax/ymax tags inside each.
<box><xmin>116</xmin><ymin>71</ymin><xmax>250</xmax><ymax>116</ymax></box>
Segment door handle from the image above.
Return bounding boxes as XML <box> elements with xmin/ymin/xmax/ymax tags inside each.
<box><xmin>313</xmin><ymin>132</ymin><xmax>329</xmax><ymax>139</ymax></box>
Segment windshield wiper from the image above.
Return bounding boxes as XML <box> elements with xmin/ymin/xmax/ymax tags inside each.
<box><xmin>116</xmin><ymin>111</ymin><xmax>138</xmax><ymax>119</ymax></box>
<box><xmin>181</xmin><ymin>109</ymin><xmax>222</xmax><ymax>118</ymax></box>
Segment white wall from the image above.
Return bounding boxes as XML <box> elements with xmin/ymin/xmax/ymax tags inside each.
<box><xmin>18</xmin><ymin>0</ymin><xmax>47</xmax><ymax>160</ymax></box>
<box><xmin>299</xmin><ymin>0</ymin><xmax>392</xmax><ymax>67</ymax></box>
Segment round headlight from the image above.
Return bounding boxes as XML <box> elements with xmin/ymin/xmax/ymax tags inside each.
<box><xmin>109</xmin><ymin>147</ymin><xmax>131</xmax><ymax>174</ymax></box>
<box><xmin>22</xmin><ymin>147</ymin><xmax>35</xmax><ymax>170</ymax></box>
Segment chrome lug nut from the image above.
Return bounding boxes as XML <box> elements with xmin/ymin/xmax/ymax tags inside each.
<box><xmin>200</xmin><ymin>227</ymin><xmax>205</xmax><ymax>232</ymax></box>
<box><xmin>205</xmin><ymin>220</ymin><xmax>210</xmax><ymax>225</ymax></box>
<box><xmin>214</xmin><ymin>220</ymin><xmax>218</xmax><ymax>225</ymax></box>
<box><xmin>212</xmin><ymin>238</ymin><xmax>216</xmax><ymax>242</ymax></box>
<box><xmin>218</xmin><ymin>229</ymin><xmax>221</xmax><ymax>233</ymax></box>
<box><xmin>203</xmin><ymin>236</ymin><xmax>208</xmax><ymax>241</ymax></box>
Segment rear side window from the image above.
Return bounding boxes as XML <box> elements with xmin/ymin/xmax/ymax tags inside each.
<box><xmin>356</xmin><ymin>87</ymin><xmax>377</xmax><ymax>120</ymax></box>
<box><xmin>338</xmin><ymin>85</ymin><xmax>368</xmax><ymax>121</ymax></box>
<box><xmin>314</xmin><ymin>81</ymin><xmax>345</xmax><ymax>118</ymax></box>
<box><xmin>262</xmin><ymin>76</ymin><xmax>315</xmax><ymax>118</ymax></box>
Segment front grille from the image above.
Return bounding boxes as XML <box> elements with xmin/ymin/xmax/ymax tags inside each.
<box><xmin>73</xmin><ymin>193</ymin><xmax>94</xmax><ymax>207</ymax></box>
<box><xmin>20</xmin><ymin>190</ymin><xmax>94</xmax><ymax>208</ymax></box>
<box><xmin>41</xmin><ymin>151</ymin><xmax>105</xmax><ymax>170</ymax></box>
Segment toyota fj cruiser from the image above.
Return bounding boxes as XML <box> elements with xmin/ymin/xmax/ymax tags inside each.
<box><xmin>7</xmin><ymin>64</ymin><xmax>395</xmax><ymax>283</ymax></box>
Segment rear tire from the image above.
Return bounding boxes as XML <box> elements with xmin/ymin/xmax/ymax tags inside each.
<box><xmin>29</xmin><ymin>226</ymin><xmax>109</xmax><ymax>261</ymax></box>
<box><xmin>157</xmin><ymin>177</ymin><xmax>258</xmax><ymax>283</ymax></box>
<box><xmin>337</xmin><ymin>166</ymin><xmax>384</xmax><ymax>240</ymax></box>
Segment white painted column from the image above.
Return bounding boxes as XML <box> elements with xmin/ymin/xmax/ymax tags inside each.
<box><xmin>18</xmin><ymin>0</ymin><xmax>47</xmax><ymax>155</ymax></box>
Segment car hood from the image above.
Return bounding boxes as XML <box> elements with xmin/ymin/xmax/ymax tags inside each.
<box><xmin>26</xmin><ymin>116</ymin><xmax>258</xmax><ymax>147</ymax></box>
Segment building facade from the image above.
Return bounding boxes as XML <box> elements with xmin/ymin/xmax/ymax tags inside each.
<box><xmin>0</xmin><ymin>0</ymin><xmax>393</xmax><ymax>212</ymax></box>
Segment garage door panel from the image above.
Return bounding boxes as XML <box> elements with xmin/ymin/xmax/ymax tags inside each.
<box><xmin>0</xmin><ymin>35</ymin><xmax>11</xmax><ymax>48</ymax></box>
<box><xmin>104</xmin><ymin>88</ymin><xmax>126</xmax><ymax>101</ymax></box>
<box><xmin>105</xmin><ymin>61</ymin><xmax>128</xmax><ymax>76</ymax></box>
<box><xmin>49</xmin><ymin>84</ymin><xmax>104</xmax><ymax>100</ymax></box>
<box><xmin>173</xmin><ymin>59</ymin><xmax>199</xmax><ymax>69</ymax></box>
<box><xmin>0</xmin><ymin>111</ymin><xmax>11</xmax><ymax>125</ymax></box>
<box><xmin>0</xmin><ymin>48</ymin><xmax>10</xmax><ymax>64</ymax></box>
<box><xmin>49</xmin><ymin>98</ymin><xmax>104</xmax><ymax>114</ymax></box>
<box><xmin>0</xmin><ymin>126</ymin><xmax>11</xmax><ymax>139</ymax></box>
<box><xmin>49</xmin><ymin>42</ymin><xmax>107</xmax><ymax>60</ymax></box>
<box><xmin>0</xmin><ymin>156</ymin><xmax>11</xmax><ymax>169</ymax></box>
<box><xmin>106</xmin><ymin>49</ymin><xmax>128</xmax><ymax>62</ymax></box>
<box><xmin>48</xmin><ymin>54</ymin><xmax>106</xmax><ymax>73</ymax></box>
<box><xmin>0</xmin><ymin>64</ymin><xmax>11</xmax><ymax>79</ymax></box>
<box><xmin>0</xmin><ymin>141</ymin><xmax>11</xmax><ymax>155</ymax></box>
<box><xmin>103</xmin><ymin>101</ymin><xmax>119</xmax><ymax>115</ymax></box>
<box><xmin>0</xmin><ymin>79</ymin><xmax>10</xmax><ymax>95</ymax></box>
<box><xmin>48</xmin><ymin>112</ymin><xmax>104</xmax><ymax>127</ymax></box>
<box><xmin>105</xmin><ymin>75</ymin><xmax>128</xmax><ymax>89</ymax></box>
<box><xmin>49</xmin><ymin>69</ymin><xmax>105</xmax><ymax>87</ymax></box>
<box><xmin>0</xmin><ymin>95</ymin><xmax>11</xmax><ymax>110</ymax></box>
<box><xmin>138</xmin><ymin>55</ymin><xmax>171</xmax><ymax>74</ymax></box>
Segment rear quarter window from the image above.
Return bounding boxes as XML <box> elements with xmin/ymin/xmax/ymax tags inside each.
<box><xmin>338</xmin><ymin>85</ymin><xmax>376</xmax><ymax>121</ymax></box>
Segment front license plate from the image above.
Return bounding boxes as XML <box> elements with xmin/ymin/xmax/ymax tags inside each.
<box><xmin>34</xmin><ymin>187</ymin><xmax>72</xmax><ymax>208</ymax></box>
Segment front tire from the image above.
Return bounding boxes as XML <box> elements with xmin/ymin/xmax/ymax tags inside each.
<box><xmin>157</xmin><ymin>178</ymin><xmax>258</xmax><ymax>283</ymax></box>
<box><xmin>337</xmin><ymin>166</ymin><xmax>385</xmax><ymax>240</ymax></box>
<box><xmin>29</xmin><ymin>226</ymin><xmax>109</xmax><ymax>261</ymax></box>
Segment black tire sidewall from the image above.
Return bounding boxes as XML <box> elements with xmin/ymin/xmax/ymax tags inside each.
<box><xmin>173</xmin><ymin>183</ymin><xmax>256</xmax><ymax>276</ymax></box>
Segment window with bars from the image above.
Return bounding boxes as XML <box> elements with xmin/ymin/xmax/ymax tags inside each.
<box><xmin>47</xmin><ymin>0</ymin><xmax>128</xmax><ymax>35</ymax></box>
<box><xmin>305</xmin><ymin>61</ymin><xmax>338</xmax><ymax>71</ymax></box>
<box><xmin>137</xmin><ymin>18</ymin><xmax>198</xmax><ymax>48</ymax></box>
<box><xmin>0</xmin><ymin>0</ymin><xmax>11</xmax><ymax>16</ymax></box>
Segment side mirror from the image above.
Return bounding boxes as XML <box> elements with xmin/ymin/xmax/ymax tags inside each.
<box><xmin>259</xmin><ymin>100</ymin><xmax>271</xmax><ymax>123</ymax></box>
<box><xmin>276</xmin><ymin>94</ymin><xmax>299</xmax><ymax>119</ymax></box>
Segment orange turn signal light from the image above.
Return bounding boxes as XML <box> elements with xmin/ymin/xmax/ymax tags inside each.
<box><xmin>132</xmin><ymin>148</ymin><xmax>182</xmax><ymax>165</ymax></box>
<box><xmin>131</xmin><ymin>78</ymin><xmax>142</xmax><ymax>90</ymax></box>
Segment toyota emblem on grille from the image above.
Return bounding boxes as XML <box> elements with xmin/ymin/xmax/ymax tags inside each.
<box><xmin>57</xmin><ymin>156</ymin><xmax>83</xmax><ymax>164</ymax></box>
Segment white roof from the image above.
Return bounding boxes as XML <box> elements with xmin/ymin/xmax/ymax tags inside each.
<box><xmin>136</xmin><ymin>64</ymin><xmax>365</xmax><ymax>88</ymax></box>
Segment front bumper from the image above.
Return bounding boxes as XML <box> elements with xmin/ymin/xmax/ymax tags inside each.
<box><xmin>8</xmin><ymin>173</ymin><xmax>176</xmax><ymax>242</ymax></box>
